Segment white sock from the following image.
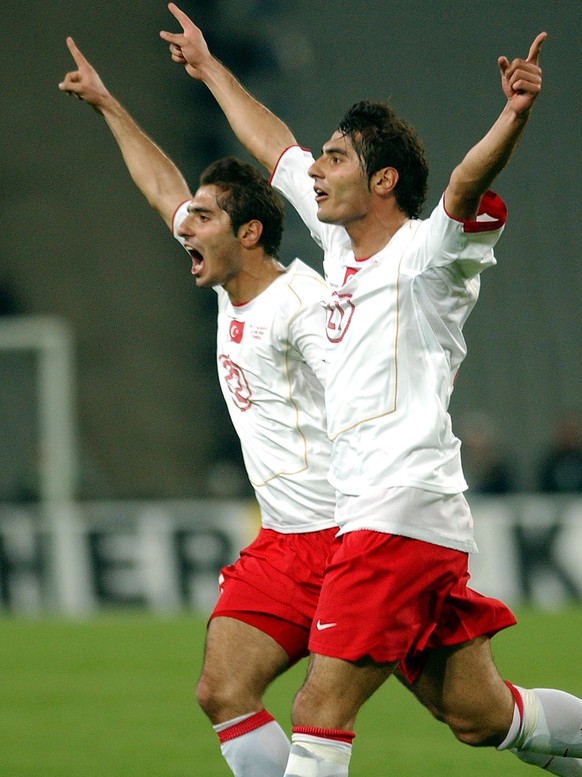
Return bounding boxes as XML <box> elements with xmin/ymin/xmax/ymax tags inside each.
<box><xmin>284</xmin><ymin>729</ymin><xmax>354</xmax><ymax>777</ymax></box>
<box><xmin>513</xmin><ymin>751</ymin><xmax>582</xmax><ymax>776</ymax></box>
<box><xmin>214</xmin><ymin>710</ymin><xmax>290</xmax><ymax>777</ymax></box>
<box><xmin>500</xmin><ymin>684</ymin><xmax>582</xmax><ymax>758</ymax></box>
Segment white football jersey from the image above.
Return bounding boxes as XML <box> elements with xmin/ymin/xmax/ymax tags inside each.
<box><xmin>271</xmin><ymin>146</ymin><xmax>506</xmax><ymax>504</ymax></box>
<box><xmin>173</xmin><ymin>202</ymin><xmax>336</xmax><ymax>533</ymax></box>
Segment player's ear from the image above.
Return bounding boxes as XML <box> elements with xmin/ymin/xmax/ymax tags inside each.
<box><xmin>371</xmin><ymin>166</ymin><xmax>398</xmax><ymax>196</ymax></box>
<box><xmin>238</xmin><ymin>219</ymin><xmax>263</xmax><ymax>248</ymax></box>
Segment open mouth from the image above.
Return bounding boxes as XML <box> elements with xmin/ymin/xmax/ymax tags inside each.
<box><xmin>314</xmin><ymin>186</ymin><xmax>328</xmax><ymax>203</ymax></box>
<box><xmin>187</xmin><ymin>247</ymin><xmax>204</xmax><ymax>276</ymax></box>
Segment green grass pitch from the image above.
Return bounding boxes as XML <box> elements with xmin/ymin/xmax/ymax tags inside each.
<box><xmin>1</xmin><ymin>607</ymin><xmax>581</xmax><ymax>776</ymax></box>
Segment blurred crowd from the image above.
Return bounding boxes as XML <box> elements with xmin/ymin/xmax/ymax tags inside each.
<box><xmin>460</xmin><ymin>408</ymin><xmax>582</xmax><ymax>495</ymax></box>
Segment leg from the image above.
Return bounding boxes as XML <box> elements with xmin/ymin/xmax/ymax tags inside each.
<box><xmin>197</xmin><ymin>615</ymin><xmax>292</xmax><ymax>776</ymax></box>
<box><xmin>399</xmin><ymin>638</ymin><xmax>582</xmax><ymax>776</ymax></box>
<box><xmin>199</xmin><ymin>527</ymin><xmax>338</xmax><ymax>775</ymax></box>
<box><xmin>197</xmin><ymin>615</ymin><xmax>290</xmax><ymax>722</ymax></box>
<box><xmin>284</xmin><ymin>653</ymin><xmax>397</xmax><ymax>776</ymax></box>
<box><xmin>292</xmin><ymin>652</ymin><xmax>397</xmax><ymax>730</ymax></box>
<box><xmin>502</xmin><ymin>683</ymin><xmax>582</xmax><ymax>759</ymax></box>
<box><xmin>400</xmin><ymin>636</ymin><xmax>514</xmax><ymax>746</ymax></box>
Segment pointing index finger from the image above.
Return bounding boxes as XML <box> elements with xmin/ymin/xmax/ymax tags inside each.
<box><xmin>66</xmin><ymin>36</ymin><xmax>88</xmax><ymax>67</ymax></box>
<box><xmin>167</xmin><ymin>2</ymin><xmax>191</xmax><ymax>31</ymax></box>
<box><xmin>527</xmin><ymin>31</ymin><xmax>547</xmax><ymax>65</ymax></box>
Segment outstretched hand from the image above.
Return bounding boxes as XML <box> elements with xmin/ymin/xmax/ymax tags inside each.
<box><xmin>498</xmin><ymin>32</ymin><xmax>546</xmax><ymax>115</ymax></box>
<box><xmin>58</xmin><ymin>37</ymin><xmax>109</xmax><ymax>108</ymax></box>
<box><xmin>159</xmin><ymin>3</ymin><xmax>212</xmax><ymax>80</ymax></box>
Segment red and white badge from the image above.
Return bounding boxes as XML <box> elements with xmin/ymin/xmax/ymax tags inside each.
<box><xmin>229</xmin><ymin>320</ymin><xmax>245</xmax><ymax>343</ymax></box>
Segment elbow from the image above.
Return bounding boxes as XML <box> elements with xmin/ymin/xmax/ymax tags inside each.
<box><xmin>444</xmin><ymin>171</ymin><xmax>487</xmax><ymax>222</ymax></box>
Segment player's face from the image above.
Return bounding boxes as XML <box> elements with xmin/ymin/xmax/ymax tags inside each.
<box><xmin>178</xmin><ymin>186</ymin><xmax>243</xmax><ymax>289</ymax></box>
<box><xmin>308</xmin><ymin>131</ymin><xmax>370</xmax><ymax>227</ymax></box>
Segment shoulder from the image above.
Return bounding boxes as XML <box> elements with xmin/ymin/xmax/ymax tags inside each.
<box><xmin>171</xmin><ymin>200</ymin><xmax>192</xmax><ymax>239</ymax></box>
<box><xmin>284</xmin><ymin>259</ymin><xmax>326</xmax><ymax>301</ymax></box>
<box><xmin>270</xmin><ymin>145</ymin><xmax>315</xmax><ymax>184</ymax></box>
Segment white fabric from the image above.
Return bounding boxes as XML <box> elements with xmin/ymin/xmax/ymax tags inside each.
<box><xmin>501</xmin><ymin>685</ymin><xmax>582</xmax><ymax>775</ymax></box>
<box><xmin>511</xmin><ymin>687</ymin><xmax>582</xmax><ymax>757</ymax></box>
<box><xmin>513</xmin><ymin>751</ymin><xmax>582</xmax><ymax>776</ymax></box>
<box><xmin>271</xmin><ymin>146</ymin><xmax>504</xmax><ymax>545</ymax></box>
<box><xmin>216</xmin><ymin>716</ymin><xmax>291</xmax><ymax>776</ymax></box>
<box><xmin>335</xmin><ymin>485</ymin><xmax>477</xmax><ymax>553</ymax></box>
<box><xmin>285</xmin><ymin>735</ymin><xmax>351</xmax><ymax>777</ymax></box>
<box><xmin>174</xmin><ymin>202</ymin><xmax>335</xmax><ymax>533</ymax></box>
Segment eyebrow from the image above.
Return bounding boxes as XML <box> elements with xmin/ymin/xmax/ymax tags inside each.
<box><xmin>187</xmin><ymin>204</ymin><xmax>213</xmax><ymax>215</ymax></box>
<box><xmin>321</xmin><ymin>144</ymin><xmax>350</xmax><ymax>157</ymax></box>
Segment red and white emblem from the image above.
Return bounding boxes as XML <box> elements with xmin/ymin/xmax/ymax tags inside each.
<box><xmin>218</xmin><ymin>354</ymin><xmax>252</xmax><ymax>411</ymax></box>
<box><xmin>325</xmin><ymin>291</ymin><xmax>355</xmax><ymax>343</ymax></box>
<box><xmin>229</xmin><ymin>320</ymin><xmax>245</xmax><ymax>343</ymax></box>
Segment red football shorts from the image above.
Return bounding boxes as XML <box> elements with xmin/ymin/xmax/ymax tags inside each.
<box><xmin>309</xmin><ymin>530</ymin><xmax>517</xmax><ymax>683</ymax></box>
<box><xmin>211</xmin><ymin>526</ymin><xmax>340</xmax><ymax>665</ymax></box>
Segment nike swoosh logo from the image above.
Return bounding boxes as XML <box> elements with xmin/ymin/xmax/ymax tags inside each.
<box><xmin>316</xmin><ymin>620</ymin><xmax>337</xmax><ymax>631</ymax></box>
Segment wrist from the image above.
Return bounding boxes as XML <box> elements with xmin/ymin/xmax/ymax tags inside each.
<box><xmin>504</xmin><ymin>100</ymin><xmax>532</xmax><ymax>124</ymax></box>
<box><xmin>98</xmin><ymin>93</ymin><xmax>124</xmax><ymax>117</ymax></box>
<box><xmin>196</xmin><ymin>55</ymin><xmax>227</xmax><ymax>84</ymax></box>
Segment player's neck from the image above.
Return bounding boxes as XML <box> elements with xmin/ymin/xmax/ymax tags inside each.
<box><xmin>225</xmin><ymin>257</ymin><xmax>286</xmax><ymax>305</ymax></box>
<box><xmin>347</xmin><ymin>208</ymin><xmax>409</xmax><ymax>259</ymax></box>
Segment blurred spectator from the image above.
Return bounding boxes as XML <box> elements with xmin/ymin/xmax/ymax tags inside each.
<box><xmin>537</xmin><ymin>412</ymin><xmax>582</xmax><ymax>493</ymax></box>
<box><xmin>458</xmin><ymin>410</ymin><xmax>518</xmax><ymax>494</ymax></box>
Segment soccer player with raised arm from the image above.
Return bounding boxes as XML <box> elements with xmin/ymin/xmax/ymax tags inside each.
<box><xmin>59</xmin><ymin>37</ymin><xmax>339</xmax><ymax>777</ymax></box>
<box><xmin>161</xmin><ymin>6</ymin><xmax>582</xmax><ymax>776</ymax></box>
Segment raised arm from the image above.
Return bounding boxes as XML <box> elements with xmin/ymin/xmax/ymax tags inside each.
<box><xmin>159</xmin><ymin>3</ymin><xmax>296</xmax><ymax>173</ymax></box>
<box><xmin>59</xmin><ymin>36</ymin><xmax>191</xmax><ymax>229</ymax></box>
<box><xmin>445</xmin><ymin>32</ymin><xmax>546</xmax><ymax>221</ymax></box>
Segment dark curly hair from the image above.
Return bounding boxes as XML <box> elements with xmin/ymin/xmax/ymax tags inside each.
<box><xmin>337</xmin><ymin>101</ymin><xmax>429</xmax><ymax>219</ymax></box>
<box><xmin>199</xmin><ymin>157</ymin><xmax>284</xmax><ymax>257</ymax></box>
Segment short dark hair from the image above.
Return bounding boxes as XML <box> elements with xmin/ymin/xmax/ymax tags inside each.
<box><xmin>199</xmin><ymin>157</ymin><xmax>284</xmax><ymax>257</ymax></box>
<box><xmin>337</xmin><ymin>101</ymin><xmax>429</xmax><ymax>219</ymax></box>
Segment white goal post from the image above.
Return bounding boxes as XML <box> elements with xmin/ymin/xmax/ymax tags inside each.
<box><xmin>0</xmin><ymin>315</ymin><xmax>77</xmax><ymax>503</ymax></box>
<box><xmin>0</xmin><ymin>316</ymin><xmax>93</xmax><ymax>613</ymax></box>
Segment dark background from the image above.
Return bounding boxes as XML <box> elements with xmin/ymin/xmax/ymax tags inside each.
<box><xmin>1</xmin><ymin>1</ymin><xmax>580</xmax><ymax>498</ymax></box>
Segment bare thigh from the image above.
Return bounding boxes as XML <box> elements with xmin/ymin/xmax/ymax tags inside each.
<box><xmin>400</xmin><ymin>636</ymin><xmax>514</xmax><ymax>746</ymax></box>
<box><xmin>197</xmin><ymin>615</ymin><xmax>291</xmax><ymax>723</ymax></box>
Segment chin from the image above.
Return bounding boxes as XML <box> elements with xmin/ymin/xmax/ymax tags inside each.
<box><xmin>316</xmin><ymin>208</ymin><xmax>335</xmax><ymax>224</ymax></box>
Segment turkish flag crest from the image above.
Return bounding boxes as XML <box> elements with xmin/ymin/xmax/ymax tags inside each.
<box><xmin>229</xmin><ymin>320</ymin><xmax>245</xmax><ymax>343</ymax></box>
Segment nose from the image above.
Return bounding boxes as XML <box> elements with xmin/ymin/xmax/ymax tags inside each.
<box><xmin>178</xmin><ymin>214</ymin><xmax>195</xmax><ymax>238</ymax></box>
<box><xmin>308</xmin><ymin>156</ymin><xmax>323</xmax><ymax>180</ymax></box>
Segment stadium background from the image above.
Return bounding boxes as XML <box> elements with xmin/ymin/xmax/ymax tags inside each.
<box><xmin>1</xmin><ymin>0</ymin><xmax>580</xmax><ymax>500</ymax></box>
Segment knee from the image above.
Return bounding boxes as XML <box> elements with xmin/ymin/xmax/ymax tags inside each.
<box><xmin>195</xmin><ymin>674</ymin><xmax>218</xmax><ymax>718</ymax></box>
<box><xmin>422</xmin><ymin>700</ymin><xmax>506</xmax><ymax>748</ymax></box>
<box><xmin>196</xmin><ymin>671</ymin><xmax>265</xmax><ymax>724</ymax></box>
<box><xmin>291</xmin><ymin>684</ymin><xmax>355</xmax><ymax>731</ymax></box>
<box><xmin>196</xmin><ymin>673</ymin><xmax>233</xmax><ymax>721</ymax></box>
<box><xmin>449</xmin><ymin>721</ymin><xmax>503</xmax><ymax>748</ymax></box>
<box><xmin>290</xmin><ymin>683</ymin><xmax>314</xmax><ymax>724</ymax></box>
<box><xmin>443</xmin><ymin>707</ymin><xmax>507</xmax><ymax>748</ymax></box>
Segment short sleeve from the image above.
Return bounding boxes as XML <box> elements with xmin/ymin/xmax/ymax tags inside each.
<box><xmin>407</xmin><ymin>191</ymin><xmax>506</xmax><ymax>279</ymax></box>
